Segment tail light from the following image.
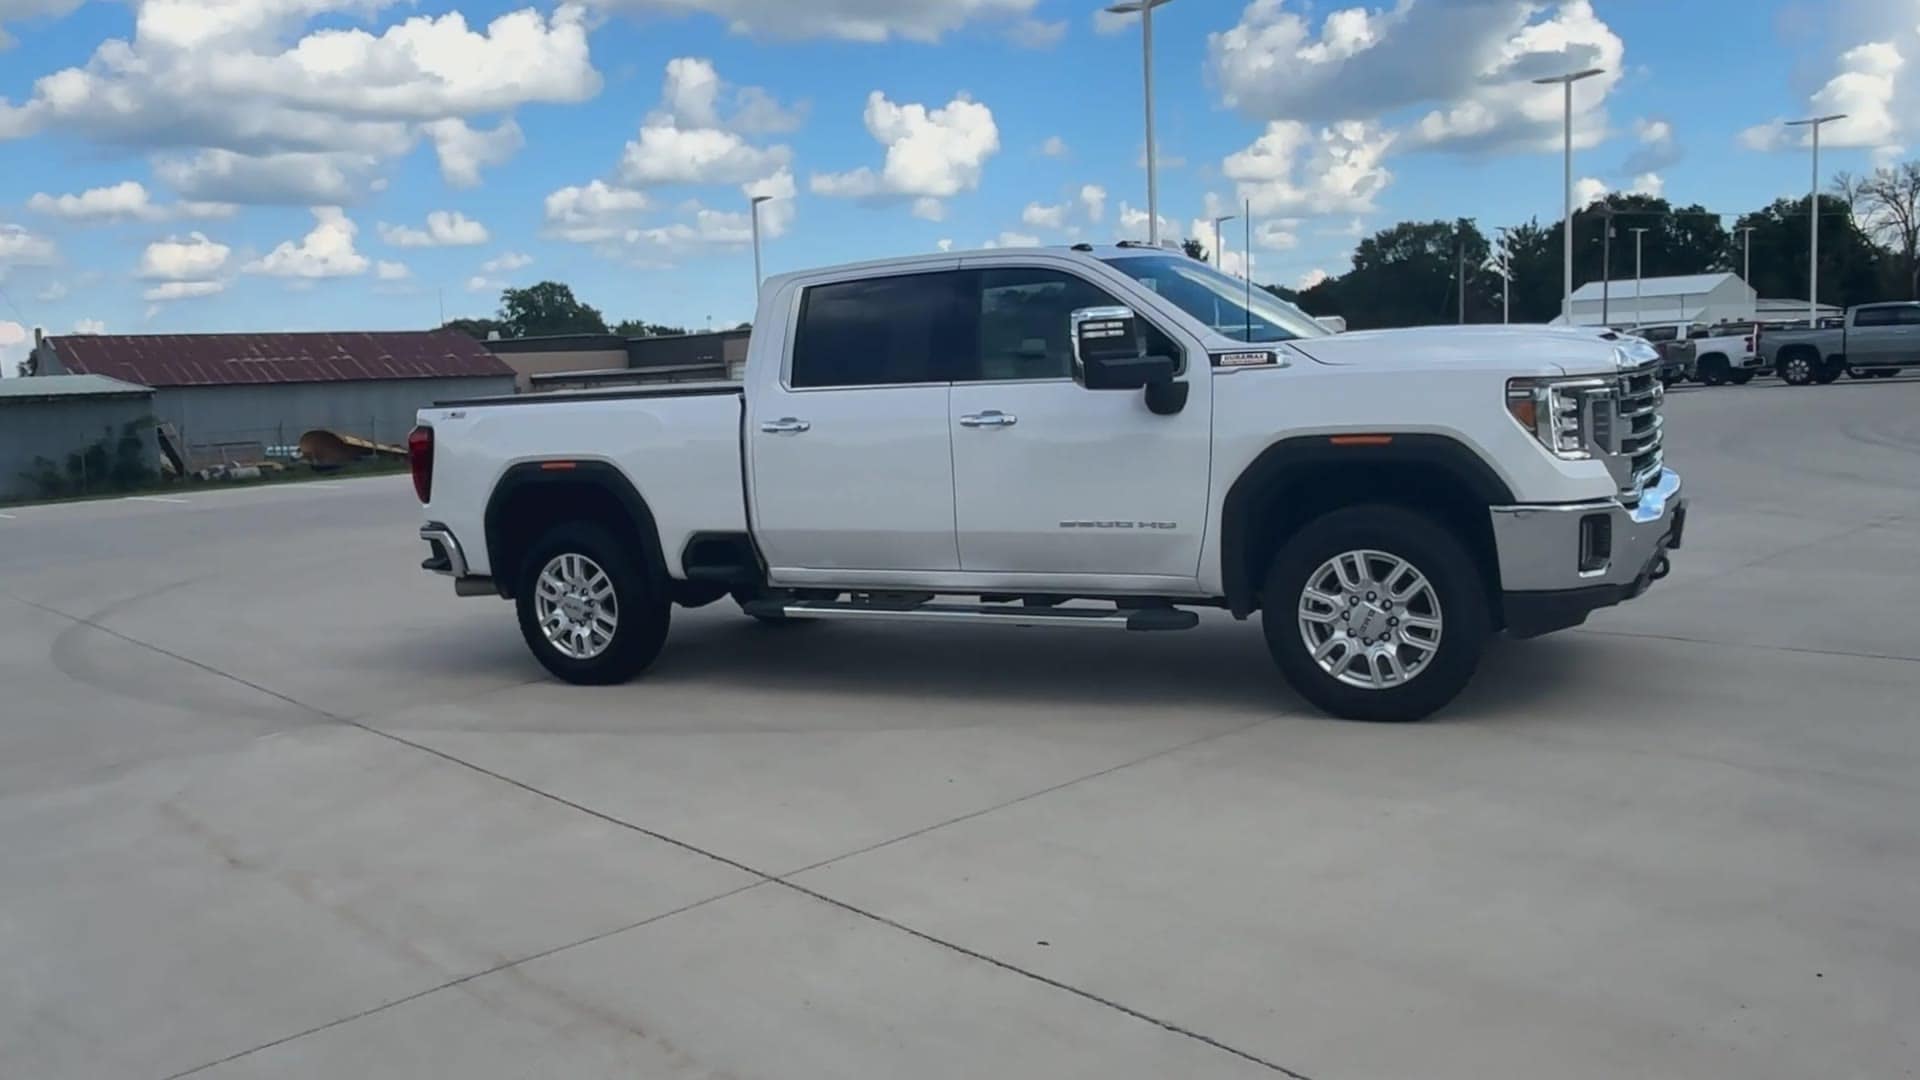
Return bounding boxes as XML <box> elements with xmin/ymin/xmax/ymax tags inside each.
<box><xmin>407</xmin><ymin>425</ymin><xmax>433</xmax><ymax>503</ymax></box>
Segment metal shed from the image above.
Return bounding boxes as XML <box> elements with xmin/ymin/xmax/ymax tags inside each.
<box><xmin>0</xmin><ymin>375</ymin><xmax>158</xmax><ymax>502</ymax></box>
<box><xmin>30</xmin><ymin>331</ymin><xmax>516</xmax><ymax>463</ymax></box>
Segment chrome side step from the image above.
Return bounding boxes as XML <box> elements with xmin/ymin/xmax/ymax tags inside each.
<box><xmin>741</xmin><ymin>599</ymin><xmax>1199</xmax><ymax>632</ymax></box>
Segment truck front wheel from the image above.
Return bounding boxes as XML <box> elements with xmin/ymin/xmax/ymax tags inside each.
<box><xmin>515</xmin><ymin>522</ymin><xmax>671</xmax><ymax>684</ymax></box>
<box><xmin>1260</xmin><ymin>506</ymin><xmax>1490</xmax><ymax>722</ymax></box>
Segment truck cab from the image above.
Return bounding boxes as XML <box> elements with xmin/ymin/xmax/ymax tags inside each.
<box><xmin>413</xmin><ymin>245</ymin><xmax>1688</xmax><ymax>722</ymax></box>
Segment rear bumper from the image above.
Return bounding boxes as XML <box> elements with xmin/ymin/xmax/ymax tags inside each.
<box><xmin>1489</xmin><ymin>468</ymin><xmax>1687</xmax><ymax>637</ymax></box>
<box><xmin>420</xmin><ymin>524</ymin><xmax>498</xmax><ymax>596</ymax></box>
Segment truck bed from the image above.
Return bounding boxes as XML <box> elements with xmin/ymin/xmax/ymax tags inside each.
<box><xmin>417</xmin><ymin>384</ymin><xmax>749</xmax><ymax>580</ymax></box>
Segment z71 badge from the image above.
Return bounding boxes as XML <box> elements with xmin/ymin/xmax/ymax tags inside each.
<box><xmin>1213</xmin><ymin>350</ymin><xmax>1277</xmax><ymax>368</ymax></box>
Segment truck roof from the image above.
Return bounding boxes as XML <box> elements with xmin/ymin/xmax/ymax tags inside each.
<box><xmin>761</xmin><ymin>242</ymin><xmax>1183</xmax><ymax>293</ymax></box>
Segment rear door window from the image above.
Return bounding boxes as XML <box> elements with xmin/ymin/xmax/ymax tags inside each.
<box><xmin>790</xmin><ymin>272</ymin><xmax>966</xmax><ymax>388</ymax></box>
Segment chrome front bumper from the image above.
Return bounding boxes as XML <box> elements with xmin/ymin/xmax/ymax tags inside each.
<box><xmin>1488</xmin><ymin>469</ymin><xmax>1687</xmax><ymax>636</ymax></box>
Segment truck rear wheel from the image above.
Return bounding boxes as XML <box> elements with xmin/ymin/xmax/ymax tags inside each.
<box><xmin>1727</xmin><ymin>370</ymin><xmax>1754</xmax><ymax>385</ymax></box>
<box><xmin>515</xmin><ymin>522</ymin><xmax>670</xmax><ymax>684</ymax></box>
<box><xmin>1260</xmin><ymin>505</ymin><xmax>1489</xmax><ymax>723</ymax></box>
<box><xmin>1698</xmin><ymin>354</ymin><xmax>1730</xmax><ymax>386</ymax></box>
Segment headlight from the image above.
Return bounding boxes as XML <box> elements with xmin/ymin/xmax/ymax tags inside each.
<box><xmin>1506</xmin><ymin>376</ymin><xmax>1613</xmax><ymax>460</ymax></box>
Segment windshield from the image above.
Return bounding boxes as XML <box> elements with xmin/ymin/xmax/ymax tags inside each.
<box><xmin>1100</xmin><ymin>254</ymin><xmax>1330</xmax><ymax>343</ymax></box>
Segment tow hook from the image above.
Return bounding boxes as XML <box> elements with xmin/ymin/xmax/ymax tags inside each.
<box><xmin>1648</xmin><ymin>555</ymin><xmax>1671</xmax><ymax>583</ymax></box>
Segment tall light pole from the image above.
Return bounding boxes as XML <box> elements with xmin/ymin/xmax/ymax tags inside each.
<box><xmin>1739</xmin><ymin>226</ymin><xmax>1755</xmax><ymax>319</ymax></box>
<box><xmin>1107</xmin><ymin>0</ymin><xmax>1176</xmax><ymax>246</ymax></box>
<box><xmin>1532</xmin><ymin>67</ymin><xmax>1604</xmax><ymax>323</ymax></box>
<box><xmin>1629</xmin><ymin>226</ymin><xmax>1649</xmax><ymax>326</ymax></box>
<box><xmin>1785</xmin><ymin>113</ymin><xmax>1846</xmax><ymax>327</ymax></box>
<box><xmin>1495</xmin><ymin>226</ymin><xmax>1511</xmax><ymax>324</ymax></box>
<box><xmin>749</xmin><ymin>194</ymin><xmax>773</xmax><ymax>293</ymax></box>
<box><xmin>1212</xmin><ymin>213</ymin><xmax>1237</xmax><ymax>269</ymax></box>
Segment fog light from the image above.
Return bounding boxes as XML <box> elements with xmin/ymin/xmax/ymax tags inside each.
<box><xmin>1579</xmin><ymin>514</ymin><xmax>1612</xmax><ymax>574</ymax></box>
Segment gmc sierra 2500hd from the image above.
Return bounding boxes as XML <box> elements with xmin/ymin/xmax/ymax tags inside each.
<box><xmin>412</xmin><ymin>245</ymin><xmax>1687</xmax><ymax>721</ymax></box>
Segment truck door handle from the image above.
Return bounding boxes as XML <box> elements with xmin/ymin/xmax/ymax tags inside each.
<box><xmin>958</xmin><ymin>410</ymin><xmax>1017</xmax><ymax>429</ymax></box>
<box><xmin>760</xmin><ymin>417</ymin><xmax>811</xmax><ymax>434</ymax></box>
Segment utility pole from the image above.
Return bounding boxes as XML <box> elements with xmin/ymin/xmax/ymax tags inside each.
<box><xmin>1456</xmin><ymin>228</ymin><xmax>1467</xmax><ymax>325</ymax></box>
<box><xmin>1739</xmin><ymin>226</ymin><xmax>1755</xmax><ymax>320</ymax></box>
<box><xmin>1212</xmin><ymin>213</ymin><xmax>1237</xmax><ymax>269</ymax></box>
<box><xmin>1630</xmin><ymin>226</ymin><xmax>1649</xmax><ymax>326</ymax></box>
<box><xmin>750</xmin><ymin>194</ymin><xmax>773</xmax><ymax>293</ymax></box>
<box><xmin>1785</xmin><ymin>113</ymin><xmax>1847</xmax><ymax>326</ymax></box>
<box><xmin>1600</xmin><ymin>205</ymin><xmax>1614</xmax><ymax>326</ymax></box>
<box><xmin>1496</xmin><ymin>226</ymin><xmax>1511</xmax><ymax>325</ymax></box>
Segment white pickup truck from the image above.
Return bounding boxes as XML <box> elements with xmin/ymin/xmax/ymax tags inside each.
<box><xmin>411</xmin><ymin>245</ymin><xmax>1687</xmax><ymax>721</ymax></box>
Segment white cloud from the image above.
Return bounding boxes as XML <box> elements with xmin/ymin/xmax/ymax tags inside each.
<box><xmin>621</xmin><ymin>123</ymin><xmax>791</xmax><ymax>186</ymax></box>
<box><xmin>1298</xmin><ymin>268</ymin><xmax>1330</xmax><ymax>290</ymax></box>
<box><xmin>1219</xmin><ymin>249</ymin><xmax>1257</xmax><ymax>279</ymax></box>
<box><xmin>744</xmin><ymin>167</ymin><xmax>797</xmax><ymax>236</ymax></box>
<box><xmin>37</xmin><ymin>281</ymin><xmax>67</xmax><ymax>302</ymax></box>
<box><xmin>1623</xmin><ymin>116</ymin><xmax>1682</xmax><ymax>174</ymax></box>
<box><xmin>138</xmin><ymin>231</ymin><xmax>229</xmax><ymax>280</ymax></box>
<box><xmin>378</xmin><ymin>210</ymin><xmax>489</xmax><ymax>248</ymax></box>
<box><xmin>653</xmin><ymin>55</ymin><xmax>807</xmax><ymax>135</ymax></box>
<box><xmin>245</xmin><ymin>206</ymin><xmax>369</xmax><ymax>277</ymax></box>
<box><xmin>984</xmin><ymin>231</ymin><xmax>1041</xmax><ymax>249</ymax></box>
<box><xmin>1040</xmin><ymin>134</ymin><xmax>1068</xmax><ymax>158</ymax></box>
<box><xmin>466</xmin><ymin>274</ymin><xmax>502</xmax><ymax>293</ymax></box>
<box><xmin>27</xmin><ymin>180</ymin><xmax>238</xmax><ymax>223</ymax></box>
<box><xmin>0</xmin><ymin>4</ymin><xmax>601</xmax><ymax>203</ymax></box>
<box><xmin>1740</xmin><ymin>41</ymin><xmax>1904</xmax><ymax>153</ymax></box>
<box><xmin>543</xmin><ymin>180</ymin><xmax>652</xmax><ymax>242</ymax></box>
<box><xmin>142</xmin><ymin>279</ymin><xmax>225</xmax><ymax>302</ymax></box>
<box><xmin>0</xmin><ymin>222</ymin><xmax>57</xmax><ymax>268</ymax></box>
<box><xmin>156</xmin><ymin>150</ymin><xmax>370</xmax><ymax>205</ymax></box>
<box><xmin>1253</xmin><ymin>219</ymin><xmax>1301</xmax><ymax>250</ymax></box>
<box><xmin>480</xmin><ymin>251</ymin><xmax>533</xmax><ymax>273</ymax></box>
<box><xmin>0</xmin><ymin>0</ymin><xmax>82</xmax><ymax>48</ymax></box>
<box><xmin>1223</xmin><ymin>119</ymin><xmax>1394</xmax><ymax>216</ymax></box>
<box><xmin>1006</xmin><ymin>18</ymin><xmax>1065</xmax><ymax>49</ymax></box>
<box><xmin>936</xmin><ymin>238</ymin><xmax>953</xmax><ymax>252</ymax></box>
<box><xmin>424</xmin><ymin>117</ymin><xmax>525</xmax><ymax>187</ymax></box>
<box><xmin>72</xmin><ymin>318</ymin><xmax>106</xmax><ymax>334</ymax></box>
<box><xmin>1627</xmin><ymin>171</ymin><xmax>1663</xmax><ymax>198</ymax></box>
<box><xmin>594</xmin><ymin>0</ymin><xmax>1041</xmax><ymax>43</ymax></box>
<box><xmin>733</xmin><ymin>86</ymin><xmax>808</xmax><ymax>135</ymax></box>
<box><xmin>1079</xmin><ymin>183</ymin><xmax>1106</xmax><ymax>222</ymax></box>
<box><xmin>811</xmin><ymin>91</ymin><xmax>1000</xmax><ymax>209</ymax></box>
<box><xmin>375</xmin><ymin>259</ymin><xmax>409</xmax><ymax>280</ymax></box>
<box><xmin>1116</xmin><ymin>201</ymin><xmax>1176</xmax><ymax>242</ymax></box>
<box><xmin>1093</xmin><ymin>9</ymin><xmax>1135</xmax><ymax>35</ymax></box>
<box><xmin>0</xmin><ymin>319</ymin><xmax>30</xmax><ymax>378</ymax></box>
<box><xmin>1021</xmin><ymin>201</ymin><xmax>1068</xmax><ymax>229</ymax></box>
<box><xmin>1212</xmin><ymin>0</ymin><xmax>1625</xmax><ymax>154</ymax></box>
<box><xmin>1574</xmin><ymin>176</ymin><xmax>1608</xmax><ymax>206</ymax></box>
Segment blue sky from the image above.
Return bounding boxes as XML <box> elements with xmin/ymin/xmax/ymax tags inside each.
<box><xmin>1</xmin><ymin>0</ymin><xmax>1913</xmax><ymax>368</ymax></box>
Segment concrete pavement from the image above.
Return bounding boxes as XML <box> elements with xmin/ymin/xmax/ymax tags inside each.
<box><xmin>2</xmin><ymin>378</ymin><xmax>1917</xmax><ymax>1079</ymax></box>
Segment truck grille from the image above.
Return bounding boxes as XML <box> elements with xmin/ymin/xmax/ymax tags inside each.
<box><xmin>1612</xmin><ymin>367</ymin><xmax>1665</xmax><ymax>497</ymax></box>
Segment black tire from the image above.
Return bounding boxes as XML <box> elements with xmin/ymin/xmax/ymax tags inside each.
<box><xmin>1779</xmin><ymin>350</ymin><xmax>1816</xmax><ymax>385</ymax></box>
<box><xmin>515</xmin><ymin>521</ymin><xmax>670</xmax><ymax>685</ymax></box>
<box><xmin>1260</xmin><ymin>505</ymin><xmax>1490</xmax><ymax>723</ymax></box>
<box><xmin>1699</xmin><ymin>354</ymin><xmax>1729</xmax><ymax>386</ymax></box>
<box><xmin>1814</xmin><ymin>358</ymin><xmax>1844</xmax><ymax>384</ymax></box>
<box><xmin>1846</xmin><ymin>367</ymin><xmax>1867</xmax><ymax>380</ymax></box>
<box><xmin>1728</xmin><ymin>370</ymin><xmax>1754</xmax><ymax>385</ymax></box>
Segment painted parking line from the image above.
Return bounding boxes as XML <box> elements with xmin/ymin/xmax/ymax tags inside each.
<box><xmin>125</xmin><ymin>495</ymin><xmax>191</xmax><ymax>504</ymax></box>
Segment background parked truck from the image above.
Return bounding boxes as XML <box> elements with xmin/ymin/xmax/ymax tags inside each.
<box><xmin>1761</xmin><ymin>302</ymin><xmax>1920</xmax><ymax>385</ymax></box>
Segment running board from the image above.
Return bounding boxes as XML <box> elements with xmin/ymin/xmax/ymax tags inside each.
<box><xmin>741</xmin><ymin>599</ymin><xmax>1199</xmax><ymax>632</ymax></box>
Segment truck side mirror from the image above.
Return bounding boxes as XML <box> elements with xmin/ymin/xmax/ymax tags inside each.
<box><xmin>1071</xmin><ymin>306</ymin><xmax>1174</xmax><ymax>390</ymax></box>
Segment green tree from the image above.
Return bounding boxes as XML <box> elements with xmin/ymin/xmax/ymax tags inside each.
<box><xmin>441</xmin><ymin>317</ymin><xmax>505</xmax><ymax>340</ymax></box>
<box><xmin>498</xmin><ymin>281</ymin><xmax>609</xmax><ymax>337</ymax></box>
<box><xmin>613</xmin><ymin>319</ymin><xmax>690</xmax><ymax>338</ymax></box>
<box><xmin>1566</xmin><ymin>195</ymin><xmax>1730</xmax><ymax>324</ymax></box>
<box><xmin>1727</xmin><ymin>195</ymin><xmax>1883</xmax><ymax>311</ymax></box>
<box><xmin>1837</xmin><ymin>163</ymin><xmax>1920</xmax><ymax>298</ymax></box>
<box><xmin>1299</xmin><ymin>219</ymin><xmax>1501</xmax><ymax>329</ymax></box>
<box><xmin>1180</xmin><ymin>237</ymin><xmax>1207</xmax><ymax>261</ymax></box>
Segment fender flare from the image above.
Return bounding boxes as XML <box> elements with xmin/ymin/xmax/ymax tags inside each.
<box><xmin>1218</xmin><ymin>434</ymin><xmax>1516</xmax><ymax>617</ymax></box>
<box><xmin>483</xmin><ymin>460</ymin><xmax>667</xmax><ymax>594</ymax></box>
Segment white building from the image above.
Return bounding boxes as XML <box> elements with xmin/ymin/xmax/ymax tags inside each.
<box><xmin>1556</xmin><ymin>272</ymin><xmax>1755</xmax><ymax>328</ymax></box>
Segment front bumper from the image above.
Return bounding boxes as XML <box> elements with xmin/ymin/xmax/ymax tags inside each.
<box><xmin>1488</xmin><ymin>468</ymin><xmax>1687</xmax><ymax>637</ymax></box>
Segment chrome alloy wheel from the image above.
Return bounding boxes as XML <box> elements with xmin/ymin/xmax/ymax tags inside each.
<box><xmin>1785</xmin><ymin>356</ymin><xmax>1811</xmax><ymax>383</ymax></box>
<box><xmin>534</xmin><ymin>553</ymin><xmax>619</xmax><ymax>660</ymax></box>
<box><xmin>1297</xmin><ymin>549</ymin><xmax>1443</xmax><ymax>690</ymax></box>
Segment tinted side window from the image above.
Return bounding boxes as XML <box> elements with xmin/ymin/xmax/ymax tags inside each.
<box><xmin>1894</xmin><ymin>307</ymin><xmax>1920</xmax><ymax>326</ymax></box>
<box><xmin>791</xmin><ymin>273</ymin><xmax>962</xmax><ymax>388</ymax></box>
<box><xmin>1640</xmin><ymin>326</ymin><xmax>1677</xmax><ymax>342</ymax></box>
<box><xmin>961</xmin><ymin>267</ymin><xmax>1180</xmax><ymax>382</ymax></box>
<box><xmin>1853</xmin><ymin>307</ymin><xmax>1895</xmax><ymax>327</ymax></box>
